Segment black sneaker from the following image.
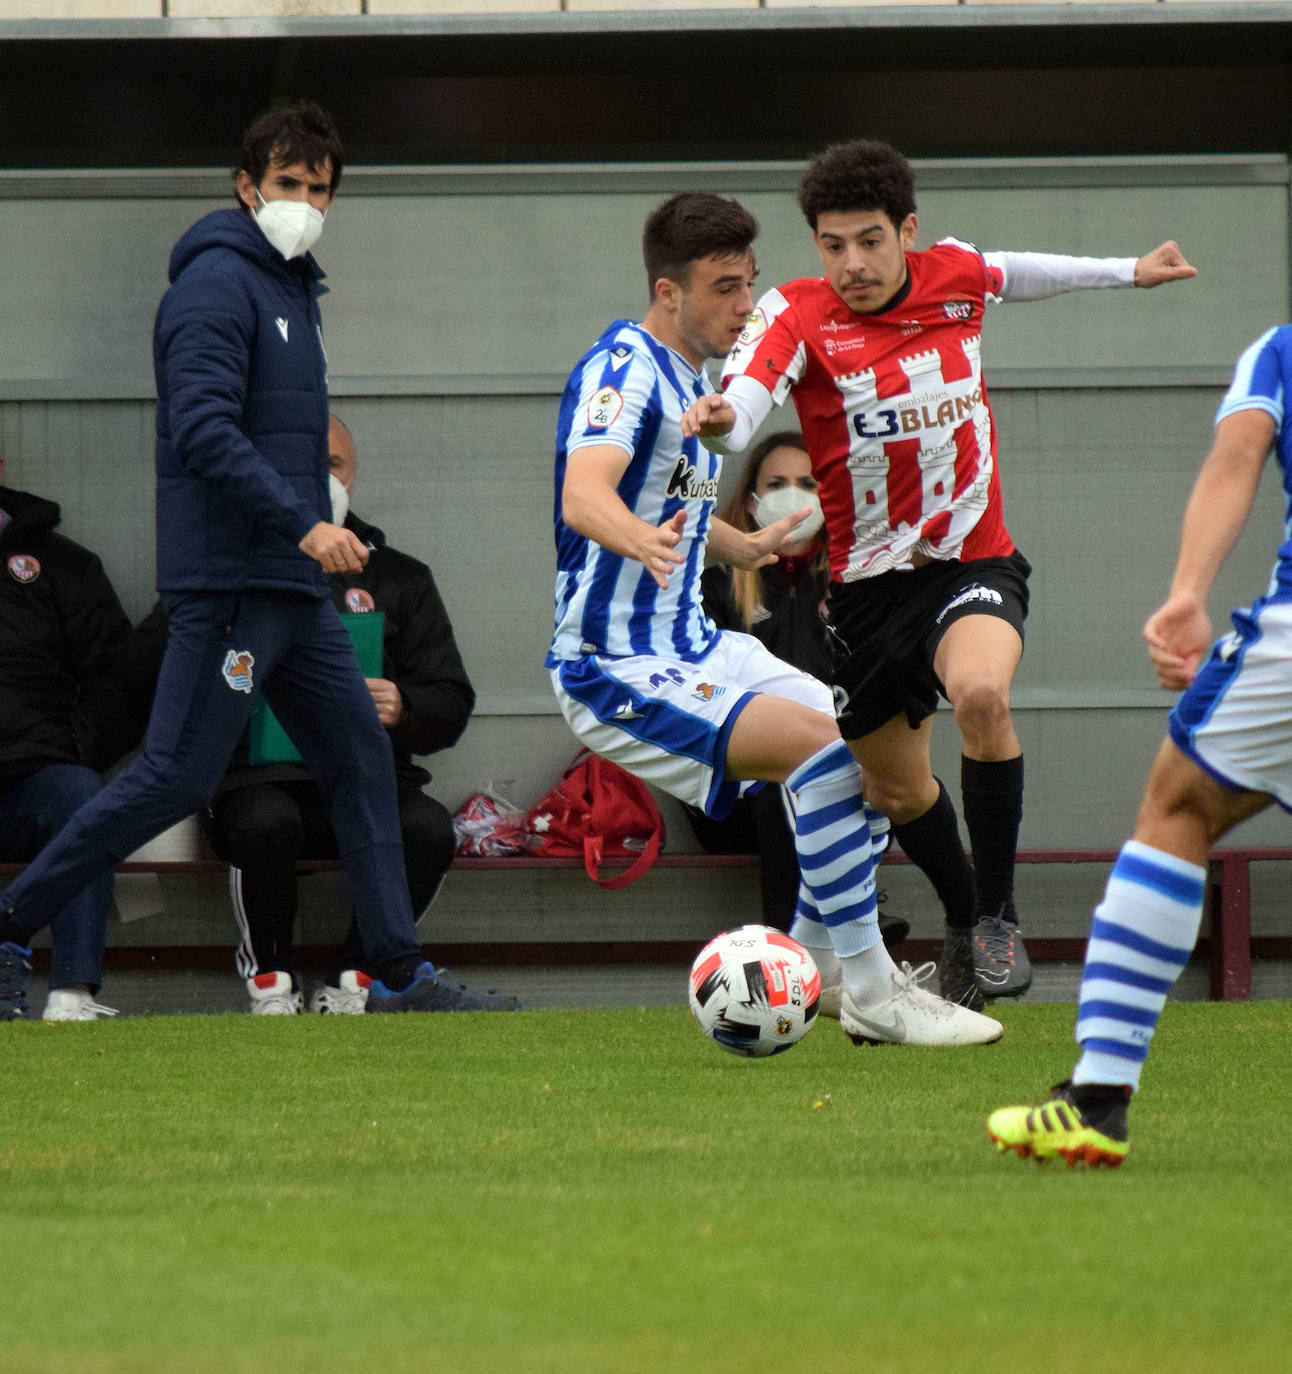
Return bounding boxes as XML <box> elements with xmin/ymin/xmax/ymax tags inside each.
<box><xmin>938</xmin><ymin>925</ymin><xmax>985</xmax><ymax>1012</ymax></box>
<box><xmin>972</xmin><ymin>906</ymin><xmax>1032</xmax><ymax>998</ymax></box>
<box><xmin>875</xmin><ymin>890</ymin><xmax>910</xmax><ymax>949</ymax></box>
<box><xmin>1</xmin><ymin>940</ymin><xmax>32</xmax><ymax>1021</ymax></box>
<box><xmin>365</xmin><ymin>961</ymin><xmax>521</xmax><ymax>1014</ymax></box>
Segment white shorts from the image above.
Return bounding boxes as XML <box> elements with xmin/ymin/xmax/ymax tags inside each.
<box><xmin>1168</xmin><ymin>594</ymin><xmax>1292</xmax><ymax>812</ymax></box>
<box><xmin>550</xmin><ymin>630</ymin><xmax>835</xmax><ymax>818</ymax></box>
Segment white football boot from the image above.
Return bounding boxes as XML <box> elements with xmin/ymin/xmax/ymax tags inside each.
<box><xmin>839</xmin><ymin>961</ymin><xmax>1003</xmax><ymax>1046</ymax></box>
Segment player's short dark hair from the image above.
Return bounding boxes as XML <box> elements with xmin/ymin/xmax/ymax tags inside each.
<box><xmin>642</xmin><ymin>192</ymin><xmax>759</xmax><ymax>294</ymax></box>
<box><xmin>797</xmin><ymin>140</ymin><xmax>916</xmax><ymax>231</ymax></box>
<box><xmin>235</xmin><ymin>99</ymin><xmax>344</xmax><ymax>204</ymax></box>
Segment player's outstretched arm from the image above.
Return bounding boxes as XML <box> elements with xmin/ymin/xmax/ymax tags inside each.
<box><xmin>1142</xmin><ymin>407</ymin><xmax>1274</xmax><ymax>689</ymax></box>
<box><xmin>562</xmin><ymin>445</ymin><xmax>686</xmax><ymax>591</ymax></box>
<box><xmin>1133</xmin><ymin>240</ymin><xmax>1198</xmax><ymax>287</ymax></box>
<box><xmin>708</xmin><ymin>508</ymin><xmax>813</xmax><ymax>571</ymax></box>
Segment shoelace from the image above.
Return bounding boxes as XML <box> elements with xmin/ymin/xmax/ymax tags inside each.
<box><xmin>974</xmin><ymin>915</ymin><xmax>1017</xmax><ymax>960</ymax></box>
<box><xmin>892</xmin><ymin>961</ymin><xmax>959</xmax><ymax>1017</ymax></box>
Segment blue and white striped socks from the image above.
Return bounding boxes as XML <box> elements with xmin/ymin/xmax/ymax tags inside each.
<box><xmin>784</xmin><ymin>741</ymin><xmax>881</xmax><ymax>963</ymax></box>
<box><xmin>1073</xmin><ymin>840</ymin><xmax>1205</xmax><ymax>1091</ymax></box>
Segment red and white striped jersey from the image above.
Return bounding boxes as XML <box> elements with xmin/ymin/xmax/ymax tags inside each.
<box><xmin>722</xmin><ymin>238</ymin><xmax>1013</xmax><ymax>581</ymax></box>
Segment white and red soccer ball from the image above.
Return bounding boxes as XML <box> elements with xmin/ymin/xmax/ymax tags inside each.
<box><xmin>688</xmin><ymin>925</ymin><xmax>821</xmax><ymax>1058</ymax></box>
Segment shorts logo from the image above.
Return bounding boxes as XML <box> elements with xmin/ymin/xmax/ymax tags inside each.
<box><xmin>7</xmin><ymin>554</ymin><xmax>40</xmax><ymax>584</ymax></box>
<box><xmin>936</xmin><ymin>584</ymin><xmax>1002</xmax><ymax>624</ymax></box>
<box><xmin>587</xmin><ymin>385</ymin><xmax>623</xmax><ymax>429</ymax></box>
<box><xmin>344</xmin><ymin>588</ymin><xmax>375</xmax><ymax>613</ymax></box>
<box><xmin>222</xmin><ymin>649</ymin><xmax>255</xmax><ymax>694</ymax></box>
<box><xmin>692</xmin><ymin>682</ymin><xmax>725</xmax><ymax>702</ymax></box>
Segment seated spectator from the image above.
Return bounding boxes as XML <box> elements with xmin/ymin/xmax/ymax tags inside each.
<box><xmin>687</xmin><ymin>431</ymin><xmax>909</xmax><ymax>947</ymax></box>
<box><xmin>0</xmin><ymin>452</ymin><xmax>138</xmax><ymax>1020</ymax></box>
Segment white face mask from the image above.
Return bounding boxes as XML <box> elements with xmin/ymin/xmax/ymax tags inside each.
<box><xmin>752</xmin><ymin>485</ymin><xmax>825</xmax><ymax>549</ymax></box>
<box><xmin>329</xmin><ymin>473</ymin><xmax>350</xmax><ymax>526</ymax></box>
<box><xmin>254</xmin><ymin>190</ymin><xmax>326</xmax><ymax>260</ymax></box>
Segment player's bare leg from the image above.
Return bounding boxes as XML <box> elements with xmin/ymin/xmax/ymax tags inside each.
<box><xmin>849</xmin><ymin>716</ymin><xmax>984</xmax><ymax>1008</ymax></box>
<box><xmin>935</xmin><ymin>615</ymin><xmax>1031</xmax><ymax>997</ymax></box>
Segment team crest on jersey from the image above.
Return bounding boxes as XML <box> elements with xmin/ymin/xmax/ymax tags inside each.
<box><xmin>7</xmin><ymin>553</ymin><xmax>40</xmax><ymax>584</ymax></box>
<box><xmin>692</xmin><ymin>682</ymin><xmax>725</xmax><ymax>702</ymax></box>
<box><xmin>587</xmin><ymin>385</ymin><xmax>624</xmax><ymax>429</ymax></box>
<box><xmin>942</xmin><ymin>299</ymin><xmax>976</xmax><ymax>322</ymax></box>
<box><xmin>222</xmin><ymin>649</ymin><xmax>255</xmax><ymax>694</ymax></box>
<box><xmin>738</xmin><ymin>308</ymin><xmax>767</xmax><ymax>346</ymax></box>
<box><xmin>344</xmin><ymin>588</ymin><xmax>375</xmax><ymax>613</ymax></box>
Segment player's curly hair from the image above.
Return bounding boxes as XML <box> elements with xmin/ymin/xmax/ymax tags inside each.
<box><xmin>642</xmin><ymin>192</ymin><xmax>759</xmax><ymax>295</ymax></box>
<box><xmin>797</xmin><ymin>140</ymin><xmax>916</xmax><ymax>231</ymax></box>
<box><xmin>235</xmin><ymin>99</ymin><xmax>344</xmax><ymax>205</ymax></box>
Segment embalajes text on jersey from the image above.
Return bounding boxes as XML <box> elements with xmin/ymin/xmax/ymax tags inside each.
<box><xmin>722</xmin><ymin>238</ymin><xmax>1016</xmax><ymax>581</ymax></box>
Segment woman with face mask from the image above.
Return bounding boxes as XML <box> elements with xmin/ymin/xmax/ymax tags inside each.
<box><xmin>687</xmin><ymin>431</ymin><xmax>909</xmax><ymax>948</ymax></box>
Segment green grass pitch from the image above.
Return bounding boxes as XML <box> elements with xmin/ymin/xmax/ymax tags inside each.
<box><xmin>1</xmin><ymin>999</ymin><xmax>1289</xmax><ymax>1373</ymax></box>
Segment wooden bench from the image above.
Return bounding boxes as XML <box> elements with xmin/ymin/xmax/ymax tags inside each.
<box><xmin>3</xmin><ymin>846</ymin><xmax>1289</xmax><ymax>1000</ymax></box>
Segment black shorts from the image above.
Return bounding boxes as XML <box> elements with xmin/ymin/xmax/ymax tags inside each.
<box><xmin>826</xmin><ymin>550</ymin><xmax>1032</xmax><ymax>740</ymax></box>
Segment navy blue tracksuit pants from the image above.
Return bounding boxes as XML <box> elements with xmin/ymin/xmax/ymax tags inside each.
<box><xmin>1</xmin><ymin>589</ymin><xmax>422</xmax><ymax>968</ymax></box>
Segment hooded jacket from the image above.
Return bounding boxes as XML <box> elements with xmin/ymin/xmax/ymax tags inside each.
<box><xmin>122</xmin><ymin>510</ymin><xmax>476</xmax><ymax>792</ymax></box>
<box><xmin>153</xmin><ymin>207</ymin><xmax>331</xmax><ymax>596</ymax></box>
<box><xmin>0</xmin><ymin>485</ymin><xmax>134</xmax><ymax>787</ymax></box>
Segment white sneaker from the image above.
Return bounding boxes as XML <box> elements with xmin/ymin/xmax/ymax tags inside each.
<box><xmin>309</xmin><ymin>970</ymin><xmax>371</xmax><ymax>1014</ymax></box>
<box><xmin>42</xmin><ymin>988</ymin><xmax>119</xmax><ymax>1022</ymax></box>
<box><xmin>818</xmin><ymin>976</ymin><xmax>843</xmax><ymax>1021</ymax></box>
<box><xmin>246</xmin><ymin>971</ymin><xmax>303</xmax><ymax>1015</ymax></box>
<box><xmin>839</xmin><ymin>961</ymin><xmax>1003</xmax><ymax>1047</ymax></box>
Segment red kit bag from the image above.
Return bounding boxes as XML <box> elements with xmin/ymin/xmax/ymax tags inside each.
<box><xmin>525</xmin><ymin>750</ymin><xmax>664</xmax><ymax>889</ymax></box>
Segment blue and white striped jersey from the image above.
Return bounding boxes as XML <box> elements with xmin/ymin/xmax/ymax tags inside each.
<box><xmin>547</xmin><ymin>319</ymin><xmax>724</xmax><ymax>664</ymax></box>
<box><xmin>1216</xmin><ymin>325</ymin><xmax>1292</xmax><ymax>597</ymax></box>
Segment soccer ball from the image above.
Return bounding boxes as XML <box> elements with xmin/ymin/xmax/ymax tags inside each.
<box><xmin>688</xmin><ymin>925</ymin><xmax>821</xmax><ymax>1058</ymax></box>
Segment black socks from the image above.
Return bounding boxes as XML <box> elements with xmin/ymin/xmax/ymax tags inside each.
<box><xmin>962</xmin><ymin>754</ymin><xmax>1024</xmax><ymax>920</ymax></box>
<box><xmin>891</xmin><ymin>779</ymin><xmax>975</xmax><ymax>929</ymax></box>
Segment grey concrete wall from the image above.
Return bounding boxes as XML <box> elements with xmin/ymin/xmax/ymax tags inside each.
<box><xmin>2</xmin><ymin>156</ymin><xmax>1290</xmax><ymax>858</ymax></box>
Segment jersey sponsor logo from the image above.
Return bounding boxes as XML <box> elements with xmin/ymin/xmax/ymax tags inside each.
<box><xmin>222</xmin><ymin>648</ymin><xmax>256</xmax><ymax>693</ymax></box>
<box><xmin>738</xmin><ymin>308</ymin><xmax>768</xmax><ymax>345</ymax></box>
<box><xmin>818</xmin><ymin>318</ymin><xmax>862</xmax><ymax>334</ymax></box>
<box><xmin>275</xmin><ymin>316</ymin><xmax>290</xmax><ymax>342</ymax></box>
<box><xmin>6</xmin><ymin>553</ymin><xmax>40</xmax><ymax>584</ymax></box>
<box><xmin>587</xmin><ymin>385</ymin><xmax>623</xmax><ymax>429</ymax></box>
<box><xmin>823</xmin><ymin>335</ymin><xmax>869</xmax><ymax>358</ymax></box>
<box><xmin>935</xmin><ymin>583</ymin><xmax>1003</xmax><ymax>624</ymax></box>
<box><xmin>666</xmin><ymin>456</ymin><xmax>720</xmax><ymax>501</ymax></box>
<box><xmin>344</xmin><ymin>588</ymin><xmax>376</xmax><ymax>613</ymax></box>
<box><xmin>942</xmin><ymin>299</ymin><xmax>975</xmax><ymax>322</ymax></box>
<box><xmin>852</xmin><ymin>385</ymin><xmax>983</xmax><ymax>441</ymax></box>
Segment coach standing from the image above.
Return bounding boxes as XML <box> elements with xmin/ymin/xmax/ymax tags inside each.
<box><xmin>1</xmin><ymin>101</ymin><xmax>465</xmax><ymax>1017</ymax></box>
